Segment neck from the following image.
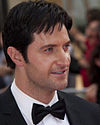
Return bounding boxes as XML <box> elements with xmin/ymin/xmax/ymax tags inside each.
<box><xmin>14</xmin><ymin>68</ymin><xmax>55</xmax><ymax>104</ymax></box>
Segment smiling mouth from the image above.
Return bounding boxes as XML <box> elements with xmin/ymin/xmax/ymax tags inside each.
<box><xmin>51</xmin><ymin>70</ymin><xmax>67</xmax><ymax>75</ymax></box>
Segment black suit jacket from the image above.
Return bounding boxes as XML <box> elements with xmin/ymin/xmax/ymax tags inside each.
<box><xmin>0</xmin><ymin>87</ymin><xmax>100</xmax><ymax>125</ymax></box>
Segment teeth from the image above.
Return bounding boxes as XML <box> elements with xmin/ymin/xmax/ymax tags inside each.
<box><xmin>51</xmin><ymin>70</ymin><xmax>66</xmax><ymax>74</ymax></box>
<box><xmin>55</xmin><ymin>71</ymin><xmax>65</xmax><ymax>74</ymax></box>
<box><xmin>56</xmin><ymin>72</ymin><xmax>63</xmax><ymax>74</ymax></box>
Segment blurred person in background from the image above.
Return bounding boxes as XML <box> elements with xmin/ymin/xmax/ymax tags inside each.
<box><xmin>86</xmin><ymin>43</ymin><xmax>100</xmax><ymax>104</ymax></box>
<box><xmin>70</xmin><ymin>8</ymin><xmax>100</xmax><ymax>43</ymax></box>
<box><xmin>70</xmin><ymin>8</ymin><xmax>100</xmax><ymax>88</ymax></box>
<box><xmin>80</xmin><ymin>18</ymin><xmax>100</xmax><ymax>87</ymax></box>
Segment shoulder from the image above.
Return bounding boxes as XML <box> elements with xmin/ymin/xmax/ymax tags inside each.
<box><xmin>58</xmin><ymin>91</ymin><xmax>100</xmax><ymax>124</ymax></box>
<box><xmin>0</xmin><ymin>90</ymin><xmax>8</xmax><ymax>109</ymax></box>
<box><xmin>0</xmin><ymin>89</ymin><xmax>11</xmax><ymax>124</ymax></box>
<box><xmin>58</xmin><ymin>90</ymin><xmax>100</xmax><ymax>113</ymax></box>
<box><xmin>0</xmin><ymin>87</ymin><xmax>15</xmax><ymax>111</ymax></box>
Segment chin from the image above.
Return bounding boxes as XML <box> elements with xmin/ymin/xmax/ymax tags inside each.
<box><xmin>55</xmin><ymin>82</ymin><xmax>68</xmax><ymax>90</ymax></box>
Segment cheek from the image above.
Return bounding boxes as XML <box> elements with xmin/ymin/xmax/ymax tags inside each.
<box><xmin>34</xmin><ymin>57</ymin><xmax>52</xmax><ymax>73</ymax></box>
<box><xmin>69</xmin><ymin>56</ymin><xmax>71</xmax><ymax>64</ymax></box>
<box><xmin>66</xmin><ymin>53</ymin><xmax>71</xmax><ymax>66</ymax></box>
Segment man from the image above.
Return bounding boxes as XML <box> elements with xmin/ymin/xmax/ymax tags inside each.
<box><xmin>0</xmin><ymin>0</ymin><xmax>100</xmax><ymax>125</ymax></box>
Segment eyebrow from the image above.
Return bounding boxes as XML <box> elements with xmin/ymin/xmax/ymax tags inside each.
<box><xmin>40</xmin><ymin>40</ymin><xmax>71</xmax><ymax>50</ymax></box>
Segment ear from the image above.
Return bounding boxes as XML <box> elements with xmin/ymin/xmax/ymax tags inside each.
<box><xmin>7</xmin><ymin>47</ymin><xmax>24</xmax><ymax>67</ymax></box>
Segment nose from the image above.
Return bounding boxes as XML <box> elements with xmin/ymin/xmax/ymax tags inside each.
<box><xmin>55</xmin><ymin>51</ymin><xmax>71</xmax><ymax>68</ymax></box>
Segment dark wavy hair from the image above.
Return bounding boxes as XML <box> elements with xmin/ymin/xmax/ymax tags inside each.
<box><xmin>89</xmin><ymin>44</ymin><xmax>100</xmax><ymax>84</ymax></box>
<box><xmin>2</xmin><ymin>0</ymin><xmax>72</xmax><ymax>69</ymax></box>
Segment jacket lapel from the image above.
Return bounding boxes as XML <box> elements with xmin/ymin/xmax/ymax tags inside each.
<box><xmin>58</xmin><ymin>91</ymin><xmax>82</xmax><ymax>125</ymax></box>
<box><xmin>1</xmin><ymin>87</ymin><xmax>27</xmax><ymax>125</ymax></box>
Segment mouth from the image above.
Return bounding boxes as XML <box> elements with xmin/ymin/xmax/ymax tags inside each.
<box><xmin>51</xmin><ymin>69</ymin><xmax>67</xmax><ymax>75</ymax></box>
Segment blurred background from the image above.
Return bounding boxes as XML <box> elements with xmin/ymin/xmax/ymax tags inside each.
<box><xmin>0</xmin><ymin>0</ymin><xmax>100</xmax><ymax>104</ymax></box>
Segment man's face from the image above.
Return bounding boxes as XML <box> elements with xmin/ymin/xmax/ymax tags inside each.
<box><xmin>24</xmin><ymin>24</ymin><xmax>71</xmax><ymax>91</ymax></box>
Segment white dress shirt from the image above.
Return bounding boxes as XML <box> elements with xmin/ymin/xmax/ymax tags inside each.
<box><xmin>11</xmin><ymin>79</ymin><xmax>70</xmax><ymax>125</ymax></box>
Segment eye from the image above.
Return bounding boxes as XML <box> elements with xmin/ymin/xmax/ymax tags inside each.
<box><xmin>44</xmin><ymin>47</ymin><xmax>53</xmax><ymax>53</ymax></box>
<box><xmin>63</xmin><ymin>44</ymin><xmax>70</xmax><ymax>52</ymax></box>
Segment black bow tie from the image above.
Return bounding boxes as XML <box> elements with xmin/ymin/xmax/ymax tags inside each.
<box><xmin>32</xmin><ymin>99</ymin><xmax>66</xmax><ymax>124</ymax></box>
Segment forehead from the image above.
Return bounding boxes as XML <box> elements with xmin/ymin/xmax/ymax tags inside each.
<box><xmin>32</xmin><ymin>24</ymin><xmax>70</xmax><ymax>46</ymax></box>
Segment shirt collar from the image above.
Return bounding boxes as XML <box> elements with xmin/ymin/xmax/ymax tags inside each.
<box><xmin>11</xmin><ymin>79</ymin><xmax>59</xmax><ymax>123</ymax></box>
